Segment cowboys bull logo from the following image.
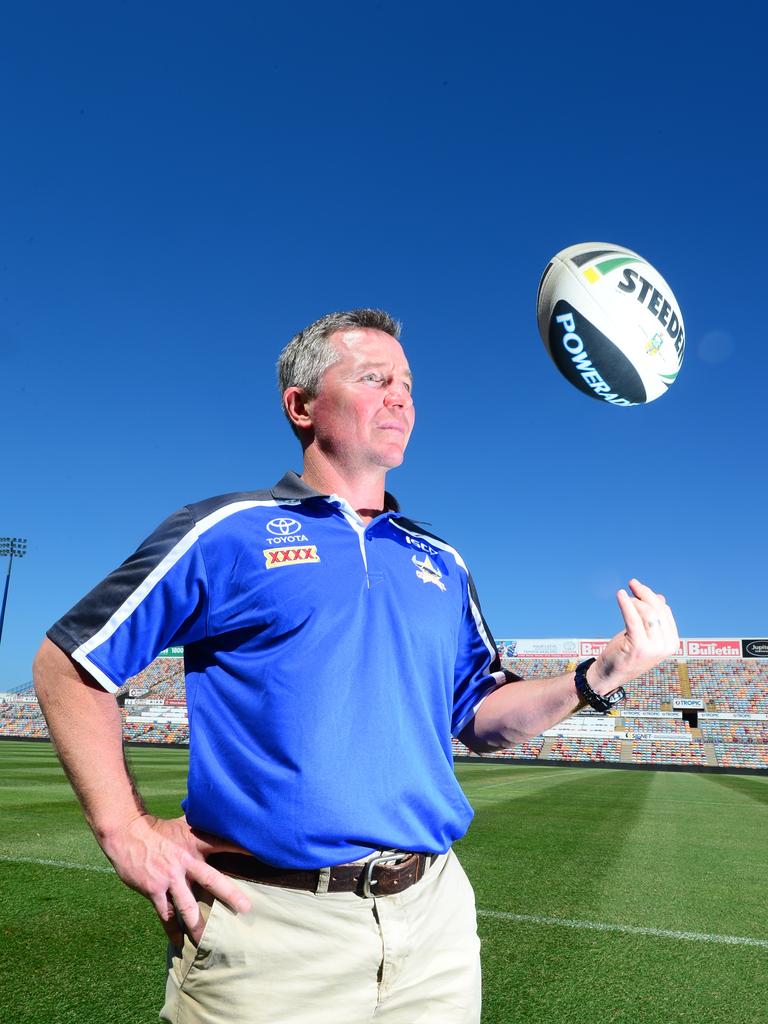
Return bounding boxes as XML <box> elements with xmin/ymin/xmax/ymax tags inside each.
<box><xmin>412</xmin><ymin>553</ymin><xmax>445</xmax><ymax>592</ymax></box>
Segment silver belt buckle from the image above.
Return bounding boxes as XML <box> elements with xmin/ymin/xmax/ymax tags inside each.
<box><xmin>361</xmin><ymin>852</ymin><xmax>408</xmax><ymax>898</ymax></box>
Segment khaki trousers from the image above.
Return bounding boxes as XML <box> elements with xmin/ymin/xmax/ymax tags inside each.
<box><xmin>160</xmin><ymin>850</ymin><xmax>481</xmax><ymax>1024</ymax></box>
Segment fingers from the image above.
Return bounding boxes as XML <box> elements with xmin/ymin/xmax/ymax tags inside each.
<box><xmin>158</xmin><ymin>896</ymin><xmax>184</xmax><ymax>947</ymax></box>
<box><xmin>629</xmin><ymin>578</ymin><xmax>667</xmax><ymax>606</ymax></box>
<box><xmin>149</xmin><ymin>890</ymin><xmax>185</xmax><ymax>947</ymax></box>
<box><xmin>616</xmin><ymin>586</ymin><xmax>645</xmax><ymax>635</ymax></box>
<box><xmin>151</xmin><ymin>866</ymin><xmax>251</xmax><ymax>947</ymax></box>
<box><xmin>596</xmin><ymin>579</ymin><xmax>679</xmax><ymax>692</ymax></box>
<box><xmin>627</xmin><ymin>578</ymin><xmax>666</xmax><ymax>619</ymax></box>
<box><xmin>168</xmin><ymin>882</ymin><xmax>204</xmax><ymax>944</ymax></box>
<box><xmin>113</xmin><ymin>816</ymin><xmax>252</xmax><ymax>945</ymax></box>
<box><xmin>631</xmin><ymin>579</ymin><xmax>678</xmax><ymax>640</ymax></box>
<box><xmin>620</xmin><ymin>580</ymin><xmax>670</xmax><ymax>632</ymax></box>
<box><xmin>187</xmin><ymin>859</ymin><xmax>252</xmax><ymax>915</ymax></box>
<box><xmin>617</xmin><ymin>578</ymin><xmax>679</xmax><ymax>658</ymax></box>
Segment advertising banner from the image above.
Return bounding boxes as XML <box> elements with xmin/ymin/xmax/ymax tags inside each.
<box><xmin>157</xmin><ymin>646</ymin><xmax>184</xmax><ymax>659</ymax></box>
<box><xmin>497</xmin><ymin>638</ymin><xmax>580</xmax><ymax>658</ymax></box>
<box><xmin>638</xmin><ymin>732</ymin><xmax>692</xmax><ymax>742</ymax></box>
<box><xmin>579</xmin><ymin>639</ymin><xmax>609</xmax><ymax>658</ymax></box>
<box><xmin>494</xmin><ymin>638</ymin><xmax>752</xmax><ymax>660</ymax></box>
<box><xmin>742</xmin><ymin>639</ymin><xmax>768</xmax><ymax>659</ymax></box>
<box><xmin>623</xmin><ymin>711</ymin><xmax>683</xmax><ymax>719</ymax></box>
<box><xmin>672</xmin><ymin>698</ymin><xmax>705</xmax><ymax>711</ymax></box>
<box><xmin>684</xmin><ymin>639</ymin><xmax>741</xmax><ymax>658</ymax></box>
<box><xmin>580</xmin><ymin>638</ymin><xmax>686</xmax><ymax>658</ymax></box>
<box><xmin>699</xmin><ymin>713</ymin><xmax>768</xmax><ymax>722</ymax></box>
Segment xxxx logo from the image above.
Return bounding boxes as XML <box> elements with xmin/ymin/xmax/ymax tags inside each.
<box><xmin>263</xmin><ymin>545</ymin><xmax>320</xmax><ymax>569</ymax></box>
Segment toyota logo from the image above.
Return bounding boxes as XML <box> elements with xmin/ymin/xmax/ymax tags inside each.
<box><xmin>266</xmin><ymin>517</ymin><xmax>302</xmax><ymax>536</ymax></box>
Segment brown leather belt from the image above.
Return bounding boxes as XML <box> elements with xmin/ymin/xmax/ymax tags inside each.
<box><xmin>208</xmin><ymin>850</ymin><xmax>437</xmax><ymax>898</ymax></box>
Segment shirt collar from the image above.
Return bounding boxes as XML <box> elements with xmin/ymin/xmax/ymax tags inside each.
<box><xmin>271</xmin><ymin>471</ymin><xmax>401</xmax><ymax>514</ymax></box>
<box><xmin>270</xmin><ymin>471</ymin><xmax>327</xmax><ymax>501</ymax></box>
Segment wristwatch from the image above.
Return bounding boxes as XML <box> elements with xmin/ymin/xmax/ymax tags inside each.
<box><xmin>574</xmin><ymin>658</ymin><xmax>626</xmax><ymax>713</ymax></box>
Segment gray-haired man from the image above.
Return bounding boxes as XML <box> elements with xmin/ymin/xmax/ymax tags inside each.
<box><xmin>35</xmin><ymin>309</ymin><xmax>679</xmax><ymax>1022</ymax></box>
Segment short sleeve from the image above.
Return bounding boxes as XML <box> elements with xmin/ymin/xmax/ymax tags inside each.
<box><xmin>451</xmin><ymin>571</ymin><xmax>502</xmax><ymax>735</ymax></box>
<box><xmin>46</xmin><ymin>506</ymin><xmax>209</xmax><ymax>693</ymax></box>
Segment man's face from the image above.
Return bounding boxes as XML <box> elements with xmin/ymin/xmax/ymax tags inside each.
<box><xmin>307</xmin><ymin>328</ymin><xmax>415</xmax><ymax>471</ymax></box>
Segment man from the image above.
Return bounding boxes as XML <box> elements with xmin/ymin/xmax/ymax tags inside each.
<box><xmin>34</xmin><ymin>308</ymin><xmax>678</xmax><ymax>1023</ymax></box>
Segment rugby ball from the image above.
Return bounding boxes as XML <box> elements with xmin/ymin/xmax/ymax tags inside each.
<box><xmin>536</xmin><ymin>242</ymin><xmax>685</xmax><ymax>406</ymax></box>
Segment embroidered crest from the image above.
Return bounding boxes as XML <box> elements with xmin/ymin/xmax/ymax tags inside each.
<box><xmin>412</xmin><ymin>553</ymin><xmax>446</xmax><ymax>592</ymax></box>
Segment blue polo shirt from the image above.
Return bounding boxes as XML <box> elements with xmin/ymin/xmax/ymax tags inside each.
<box><xmin>48</xmin><ymin>472</ymin><xmax>501</xmax><ymax>868</ymax></box>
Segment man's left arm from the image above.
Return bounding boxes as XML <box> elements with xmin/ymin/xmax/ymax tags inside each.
<box><xmin>461</xmin><ymin>578</ymin><xmax>678</xmax><ymax>752</ymax></box>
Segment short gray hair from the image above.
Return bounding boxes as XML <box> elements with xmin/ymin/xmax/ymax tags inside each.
<box><xmin>277</xmin><ymin>308</ymin><xmax>401</xmax><ymax>436</ymax></box>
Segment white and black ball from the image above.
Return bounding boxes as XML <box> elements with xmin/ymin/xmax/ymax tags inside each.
<box><xmin>536</xmin><ymin>242</ymin><xmax>685</xmax><ymax>406</ymax></box>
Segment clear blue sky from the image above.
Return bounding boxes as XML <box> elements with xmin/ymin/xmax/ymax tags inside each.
<box><xmin>1</xmin><ymin>2</ymin><xmax>766</xmax><ymax>687</ymax></box>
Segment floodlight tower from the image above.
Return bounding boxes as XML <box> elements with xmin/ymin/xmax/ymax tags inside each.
<box><xmin>0</xmin><ymin>537</ymin><xmax>27</xmax><ymax>648</ymax></box>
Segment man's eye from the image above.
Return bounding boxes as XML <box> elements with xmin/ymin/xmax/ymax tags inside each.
<box><xmin>362</xmin><ymin>374</ymin><xmax>383</xmax><ymax>384</ymax></box>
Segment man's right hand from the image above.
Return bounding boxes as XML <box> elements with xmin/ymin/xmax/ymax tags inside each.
<box><xmin>99</xmin><ymin>813</ymin><xmax>252</xmax><ymax>946</ymax></box>
<box><xmin>33</xmin><ymin>640</ymin><xmax>253</xmax><ymax>948</ymax></box>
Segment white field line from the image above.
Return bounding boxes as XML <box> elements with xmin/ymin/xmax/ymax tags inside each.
<box><xmin>4</xmin><ymin>854</ymin><xmax>765</xmax><ymax>950</ymax></box>
<box><xmin>0</xmin><ymin>855</ymin><xmax>114</xmax><ymax>874</ymax></box>
<box><xmin>478</xmin><ymin>909</ymin><xmax>768</xmax><ymax>949</ymax></box>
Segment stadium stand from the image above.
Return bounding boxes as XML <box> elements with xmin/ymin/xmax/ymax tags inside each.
<box><xmin>451</xmin><ymin>652</ymin><xmax>767</xmax><ymax>771</ymax></box>
<box><xmin>3</xmin><ymin>648</ymin><xmax>767</xmax><ymax>772</ymax></box>
<box><xmin>700</xmin><ymin>721</ymin><xmax>768</xmax><ymax>743</ymax></box>
<box><xmin>688</xmin><ymin>658</ymin><xmax>768</xmax><ymax>714</ymax></box>
<box><xmin>625</xmin><ymin>717</ymin><xmax>690</xmax><ymax>738</ymax></box>
<box><xmin>545</xmin><ymin>737</ymin><xmax>622</xmax><ymax>762</ymax></box>
<box><xmin>0</xmin><ymin>686</ymin><xmax>48</xmax><ymax>739</ymax></box>
<box><xmin>623</xmin><ymin>661</ymin><xmax>682</xmax><ymax>711</ymax></box>
<box><xmin>116</xmin><ymin>657</ymin><xmax>186</xmax><ymax>702</ymax></box>
<box><xmin>713</xmin><ymin>743</ymin><xmax>768</xmax><ymax>769</ymax></box>
<box><xmin>118</xmin><ymin>656</ymin><xmax>188</xmax><ymax>745</ymax></box>
<box><xmin>631</xmin><ymin>740</ymin><xmax>708</xmax><ymax>766</ymax></box>
<box><xmin>451</xmin><ymin>736</ymin><xmax>544</xmax><ymax>761</ymax></box>
<box><xmin>501</xmin><ymin>657</ymin><xmax>571</xmax><ymax>679</ymax></box>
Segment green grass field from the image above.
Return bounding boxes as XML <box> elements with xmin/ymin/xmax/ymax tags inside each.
<box><xmin>2</xmin><ymin>740</ymin><xmax>767</xmax><ymax>1024</ymax></box>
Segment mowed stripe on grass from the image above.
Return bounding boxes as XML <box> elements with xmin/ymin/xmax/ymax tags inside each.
<box><xmin>3</xmin><ymin>853</ymin><xmax>766</xmax><ymax>950</ymax></box>
<box><xmin>2</xmin><ymin>741</ymin><xmax>767</xmax><ymax>1024</ymax></box>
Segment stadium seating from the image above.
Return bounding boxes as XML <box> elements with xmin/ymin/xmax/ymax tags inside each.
<box><xmin>688</xmin><ymin>659</ymin><xmax>768</xmax><ymax>714</ymax></box>
<box><xmin>117</xmin><ymin>657</ymin><xmax>186</xmax><ymax>701</ymax></box>
<box><xmin>700</xmin><ymin>721</ymin><xmax>768</xmax><ymax>743</ymax></box>
<box><xmin>625</xmin><ymin>718</ymin><xmax>690</xmax><ymax>739</ymax></box>
<box><xmin>122</xmin><ymin>720</ymin><xmax>190</xmax><ymax>745</ymax></box>
<box><xmin>451</xmin><ymin>736</ymin><xmax>544</xmax><ymax>761</ymax></box>
<box><xmin>0</xmin><ymin>687</ymin><xmax>49</xmax><ymax>739</ymax></box>
<box><xmin>714</xmin><ymin>743</ymin><xmax>768</xmax><ymax>769</ymax></box>
<box><xmin>3</xmin><ymin>652</ymin><xmax>767</xmax><ymax>772</ymax></box>
<box><xmin>631</xmin><ymin>740</ymin><xmax>708</xmax><ymax>766</ymax></box>
<box><xmin>545</xmin><ymin>737</ymin><xmax>622</xmax><ymax>762</ymax></box>
<box><xmin>501</xmin><ymin>658</ymin><xmax>571</xmax><ymax>679</ymax></box>
<box><xmin>622</xmin><ymin>662</ymin><xmax>682</xmax><ymax>712</ymax></box>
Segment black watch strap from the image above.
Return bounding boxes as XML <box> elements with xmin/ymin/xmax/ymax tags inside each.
<box><xmin>574</xmin><ymin>658</ymin><xmax>625</xmax><ymax>713</ymax></box>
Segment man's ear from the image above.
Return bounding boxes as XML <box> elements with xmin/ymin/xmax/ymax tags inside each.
<box><xmin>283</xmin><ymin>386</ymin><xmax>314</xmax><ymax>432</ymax></box>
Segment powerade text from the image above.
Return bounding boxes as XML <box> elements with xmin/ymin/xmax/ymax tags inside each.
<box><xmin>554</xmin><ymin>313</ymin><xmax>633</xmax><ymax>406</ymax></box>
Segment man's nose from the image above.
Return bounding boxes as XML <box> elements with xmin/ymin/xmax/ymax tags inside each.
<box><xmin>384</xmin><ymin>381</ymin><xmax>413</xmax><ymax>407</ymax></box>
